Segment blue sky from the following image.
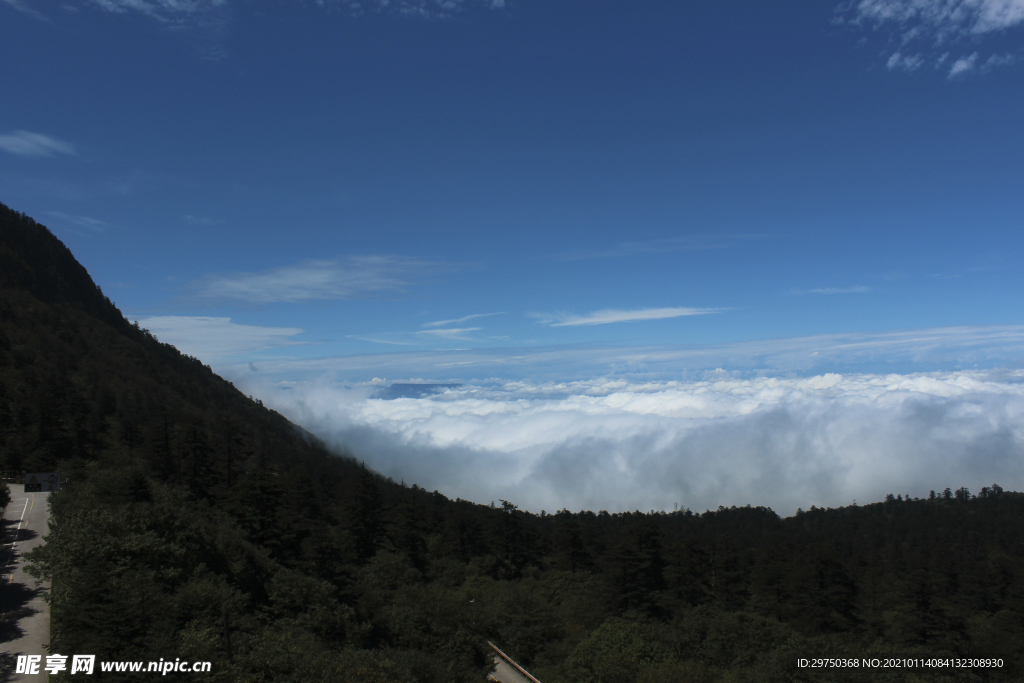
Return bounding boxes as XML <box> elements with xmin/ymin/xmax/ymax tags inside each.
<box><xmin>4</xmin><ymin>0</ymin><xmax>1024</xmax><ymax>510</ymax></box>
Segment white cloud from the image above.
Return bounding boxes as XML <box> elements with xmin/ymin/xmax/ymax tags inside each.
<box><xmin>0</xmin><ymin>131</ymin><xmax>76</xmax><ymax>158</ymax></box>
<box><xmin>218</xmin><ymin>324</ymin><xmax>1024</xmax><ymax>512</ymax></box>
<box><xmin>846</xmin><ymin>0</ymin><xmax>1024</xmax><ymax>75</ymax></box>
<box><xmin>887</xmin><ymin>51</ymin><xmax>925</xmax><ymax>70</ymax></box>
<box><xmin>538</xmin><ymin>307</ymin><xmax>719</xmax><ymax>327</ymax></box>
<box><xmin>552</xmin><ymin>234</ymin><xmax>768</xmax><ymax>261</ymax></box>
<box><xmin>192</xmin><ymin>256</ymin><xmax>436</xmax><ymax>303</ymax></box>
<box><xmin>184</xmin><ymin>214</ymin><xmax>224</xmax><ymax>226</ymax></box>
<box><xmin>983</xmin><ymin>51</ymin><xmax>1018</xmax><ymax>67</ymax></box>
<box><xmin>416</xmin><ymin>327</ymin><xmax>483</xmax><ymax>340</ymax></box>
<box><xmin>217</xmin><ymin>324</ymin><xmax>1024</xmax><ymax>387</ymax></box>
<box><xmin>322</xmin><ymin>0</ymin><xmax>505</xmax><ymax>19</ymax></box>
<box><xmin>853</xmin><ymin>0</ymin><xmax>1024</xmax><ymax>36</ymax></box>
<box><xmin>46</xmin><ymin>211</ymin><xmax>106</xmax><ymax>231</ymax></box>
<box><xmin>949</xmin><ymin>51</ymin><xmax>980</xmax><ymax>74</ymax></box>
<box><xmin>350</xmin><ymin>337</ymin><xmax>418</xmax><ymax>346</ymax></box>
<box><xmin>132</xmin><ymin>316</ymin><xmax>304</xmax><ymax>360</ymax></box>
<box><xmin>2</xmin><ymin>0</ymin><xmax>47</xmax><ymax>19</ymax></box>
<box><xmin>423</xmin><ymin>312</ymin><xmax>503</xmax><ymax>327</ymax></box>
<box><xmin>793</xmin><ymin>285</ymin><xmax>870</xmax><ymax>294</ymax></box>
<box><xmin>974</xmin><ymin>0</ymin><xmax>1024</xmax><ymax>32</ymax></box>
<box><xmin>88</xmin><ymin>0</ymin><xmax>225</xmax><ymax>21</ymax></box>
<box><xmin>235</xmin><ymin>369</ymin><xmax>1024</xmax><ymax>516</ymax></box>
<box><xmin>83</xmin><ymin>0</ymin><xmax>233</xmax><ymax>58</ymax></box>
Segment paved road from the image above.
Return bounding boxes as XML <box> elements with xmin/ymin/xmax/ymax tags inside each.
<box><xmin>0</xmin><ymin>487</ymin><xmax>51</xmax><ymax>682</ymax></box>
<box><xmin>488</xmin><ymin>655</ymin><xmax>532</xmax><ymax>683</ymax></box>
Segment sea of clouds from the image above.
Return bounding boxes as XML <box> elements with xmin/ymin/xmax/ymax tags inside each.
<box><xmin>233</xmin><ymin>369</ymin><xmax>1024</xmax><ymax>516</ymax></box>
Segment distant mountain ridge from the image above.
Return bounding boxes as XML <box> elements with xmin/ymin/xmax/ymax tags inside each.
<box><xmin>380</xmin><ymin>383</ymin><xmax>463</xmax><ymax>399</ymax></box>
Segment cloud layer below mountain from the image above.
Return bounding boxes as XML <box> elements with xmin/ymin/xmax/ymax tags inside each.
<box><xmin>234</xmin><ymin>369</ymin><xmax>1024</xmax><ymax>516</ymax></box>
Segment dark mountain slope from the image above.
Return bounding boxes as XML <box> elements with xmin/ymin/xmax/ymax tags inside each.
<box><xmin>0</xmin><ymin>204</ymin><xmax>125</xmax><ymax>328</ymax></box>
<box><xmin>1</xmin><ymin>201</ymin><xmax>1022</xmax><ymax>683</ymax></box>
<box><xmin>0</xmin><ymin>201</ymin><xmax>344</xmax><ymax>480</ymax></box>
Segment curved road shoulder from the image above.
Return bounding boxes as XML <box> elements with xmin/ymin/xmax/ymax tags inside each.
<box><xmin>0</xmin><ymin>487</ymin><xmax>51</xmax><ymax>681</ymax></box>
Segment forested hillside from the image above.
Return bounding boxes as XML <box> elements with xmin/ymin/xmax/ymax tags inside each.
<box><xmin>2</xmin><ymin>202</ymin><xmax>1022</xmax><ymax>682</ymax></box>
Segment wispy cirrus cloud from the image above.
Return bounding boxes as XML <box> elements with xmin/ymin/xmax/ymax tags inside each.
<box><xmin>320</xmin><ymin>0</ymin><xmax>505</xmax><ymax>19</ymax></box>
<box><xmin>535</xmin><ymin>307</ymin><xmax>719</xmax><ymax>327</ymax></box>
<box><xmin>216</xmin><ymin>324</ymin><xmax>1024</xmax><ymax>388</ymax></box>
<box><xmin>184</xmin><ymin>214</ymin><xmax>224</xmax><ymax>226</ymax></box>
<box><xmin>792</xmin><ymin>285</ymin><xmax>870</xmax><ymax>295</ymax></box>
<box><xmin>949</xmin><ymin>51</ymin><xmax>980</xmax><ymax>75</ymax></box>
<box><xmin>850</xmin><ymin>0</ymin><xmax>1024</xmax><ymax>36</ymax></box>
<box><xmin>132</xmin><ymin>316</ymin><xmax>304</xmax><ymax>360</ymax></box>
<box><xmin>416</xmin><ymin>327</ymin><xmax>483</xmax><ymax>340</ymax></box>
<box><xmin>0</xmin><ymin>130</ymin><xmax>76</xmax><ymax>158</ymax></box>
<box><xmin>192</xmin><ymin>256</ymin><xmax>440</xmax><ymax>304</ymax></box>
<box><xmin>552</xmin><ymin>234</ymin><xmax>767</xmax><ymax>262</ymax></box>
<box><xmin>841</xmin><ymin>0</ymin><xmax>1024</xmax><ymax>77</ymax></box>
<box><xmin>65</xmin><ymin>0</ymin><xmax>502</xmax><ymax>22</ymax></box>
<box><xmin>46</xmin><ymin>211</ymin><xmax>107</xmax><ymax>231</ymax></box>
<box><xmin>88</xmin><ymin>0</ymin><xmax>225</xmax><ymax>21</ymax></box>
<box><xmin>887</xmin><ymin>51</ymin><xmax>925</xmax><ymax>70</ymax></box>
<box><xmin>949</xmin><ymin>50</ymin><xmax>1020</xmax><ymax>75</ymax></box>
<box><xmin>2</xmin><ymin>0</ymin><xmax>48</xmax><ymax>20</ymax></box>
<box><xmin>81</xmin><ymin>0</ymin><xmax>233</xmax><ymax>60</ymax></box>
<box><xmin>422</xmin><ymin>312</ymin><xmax>503</xmax><ymax>328</ymax></box>
<box><xmin>982</xmin><ymin>51</ymin><xmax>1019</xmax><ymax>67</ymax></box>
<box><xmin>349</xmin><ymin>336</ymin><xmax>418</xmax><ymax>346</ymax></box>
